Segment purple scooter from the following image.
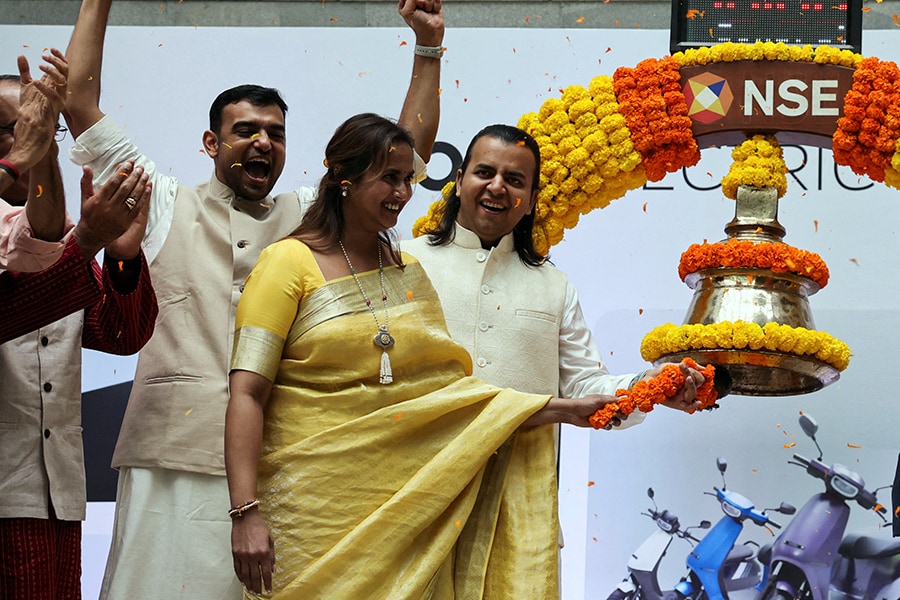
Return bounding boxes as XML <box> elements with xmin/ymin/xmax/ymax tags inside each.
<box><xmin>830</xmin><ymin>532</ymin><xmax>900</xmax><ymax>600</ymax></box>
<box><xmin>829</xmin><ymin>475</ymin><xmax>900</xmax><ymax>599</ymax></box>
<box><xmin>757</xmin><ymin>414</ymin><xmax>888</xmax><ymax>600</ymax></box>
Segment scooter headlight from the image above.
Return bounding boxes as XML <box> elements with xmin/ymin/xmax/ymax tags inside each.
<box><xmin>722</xmin><ymin>501</ymin><xmax>742</xmax><ymax>518</ymax></box>
<box><xmin>829</xmin><ymin>474</ymin><xmax>859</xmax><ymax>499</ymax></box>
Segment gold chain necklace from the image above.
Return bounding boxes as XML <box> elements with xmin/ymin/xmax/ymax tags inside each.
<box><xmin>338</xmin><ymin>239</ymin><xmax>394</xmax><ymax>384</ymax></box>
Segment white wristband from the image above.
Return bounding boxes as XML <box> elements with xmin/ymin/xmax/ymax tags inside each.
<box><xmin>414</xmin><ymin>44</ymin><xmax>444</xmax><ymax>59</ymax></box>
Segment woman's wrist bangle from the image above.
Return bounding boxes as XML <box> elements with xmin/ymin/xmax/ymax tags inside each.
<box><xmin>414</xmin><ymin>44</ymin><xmax>444</xmax><ymax>59</ymax></box>
<box><xmin>0</xmin><ymin>159</ymin><xmax>20</xmax><ymax>181</ymax></box>
<box><xmin>228</xmin><ymin>498</ymin><xmax>260</xmax><ymax>519</ymax></box>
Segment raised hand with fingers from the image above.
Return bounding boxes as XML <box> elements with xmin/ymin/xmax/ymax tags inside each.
<box><xmin>74</xmin><ymin>160</ymin><xmax>150</xmax><ymax>260</ymax></box>
<box><xmin>2</xmin><ymin>53</ymin><xmax>68</xmax><ymax>184</ymax></box>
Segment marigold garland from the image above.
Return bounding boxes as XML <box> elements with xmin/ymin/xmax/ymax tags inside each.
<box><xmin>720</xmin><ymin>135</ymin><xmax>788</xmax><ymax>200</ymax></box>
<box><xmin>589</xmin><ymin>357</ymin><xmax>717</xmax><ymax>429</ymax></box>
<box><xmin>672</xmin><ymin>41</ymin><xmax>863</xmax><ymax>68</ymax></box>
<box><xmin>833</xmin><ymin>56</ymin><xmax>900</xmax><ymax>187</ymax></box>
<box><xmin>612</xmin><ymin>56</ymin><xmax>701</xmax><ymax>182</ymax></box>
<box><xmin>516</xmin><ymin>75</ymin><xmax>648</xmax><ymax>254</ymax></box>
<box><xmin>678</xmin><ymin>238</ymin><xmax>830</xmax><ymax>289</ymax></box>
<box><xmin>640</xmin><ymin>321</ymin><xmax>851</xmax><ymax>372</ymax></box>
<box><xmin>413</xmin><ymin>43</ymin><xmax>900</xmax><ymax>255</ymax></box>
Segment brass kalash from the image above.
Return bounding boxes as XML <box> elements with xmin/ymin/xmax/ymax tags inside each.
<box><xmin>655</xmin><ymin>183</ymin><xmax>839</xmax><ymax>396</ymax></box>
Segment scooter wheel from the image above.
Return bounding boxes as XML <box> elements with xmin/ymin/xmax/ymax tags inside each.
<box><xmin>606</xmin><ymin>588</ymin><xmax>634</xmax><ymax>600</ymax></box>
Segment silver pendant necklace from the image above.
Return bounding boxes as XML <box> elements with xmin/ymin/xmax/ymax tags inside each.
<box><xmin>339</xmin><ymin>239</ymin><xmax>394</xmax><ymax>384</ymax></box>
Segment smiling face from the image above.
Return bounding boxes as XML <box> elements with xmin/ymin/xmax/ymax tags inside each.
<box><xmin>202</xmin><ymin>100</ymin><xmax>286</xmax><ymax>202</ymax></box>
<box><xmin>0</xmin><ymin>79</ymin><xmax>30</xmax><ymax>204</ymax></box>
<box><xmin>455</xmin><ymin>135</ymin><xmax>538</xmax><ymax>249</ymax></box>
<box><xmin>344</xmin><ymin>142</ymin><xmax>415</xmax><ymax>235</ymax></box>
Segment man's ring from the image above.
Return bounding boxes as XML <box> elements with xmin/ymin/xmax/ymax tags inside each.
<box><xmin>124</xmin><ymin>197</ymin><xmax>137</xmax><ymax>211</ymax></box>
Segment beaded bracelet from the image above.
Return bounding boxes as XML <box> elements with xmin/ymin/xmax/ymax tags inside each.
<box><xmin>414</xmin><ymin>44</ymin><xmax>444</xmax><ymax>59</ymax></box>
<box><xmin>228</xmin><ymin>498</ymin><xmax>260</xmax><ymax>519</ymax></box>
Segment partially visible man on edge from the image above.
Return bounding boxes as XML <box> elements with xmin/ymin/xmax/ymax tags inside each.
<box><xmin>62</xmin><ymin>0</ymin><xmax>444</xmax><ymax>597</ymax></box>
<box><xmin>0</xmin><ymin>50</ymin><xmax>159</xmax><ymax>599</ymax></box>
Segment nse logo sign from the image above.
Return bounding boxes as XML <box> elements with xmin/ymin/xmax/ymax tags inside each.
<box><xmin>681</xmin><ymin>61</ymin><xmax>855</xmax><ymax>147</ymax></box>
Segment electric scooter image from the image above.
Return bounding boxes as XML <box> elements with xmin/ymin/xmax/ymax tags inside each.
<box><xmin>758</xmin><ymin>414</ymin><xmax>888</xmax><ymax>600</ymax></box>
<box><xmin>672</xmin><ymin>458</ymin><xmax>794</xmax><ymax>600</ymax></box>
<box><xmin>607</xmin><ymin>488</ymin><xmax>711</xmax><ymax>600</ymax></box>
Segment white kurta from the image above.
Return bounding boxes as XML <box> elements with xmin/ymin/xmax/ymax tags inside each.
<box><xmin>404</xmin><ymin>224</ymin><xmax>640</xmax><ymax>403</ymax></box>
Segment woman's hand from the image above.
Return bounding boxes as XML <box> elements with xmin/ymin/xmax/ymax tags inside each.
<box><xmin>231</xmin><ymin>509</ymin><xmax>276</xmax><ymax>595</ymax></box>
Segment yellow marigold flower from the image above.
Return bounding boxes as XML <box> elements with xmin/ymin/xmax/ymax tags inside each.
<box><xmin>558</xmin><ymin>135</ymin><xmax>580</xmax><ymax>157</ymax></box>
<box><xmin>538</xmin><ymin>98</ymin><xmax>565</xmax><ymax>120</ymax></box>
<box><xmin>550</xmin><ymin>164</ymin><xmax>569</xmax><ymax>186</ymax></box>
<box><xmin>564</xmin><ymin>146</ymin><xmax>591</xmax><ymax>169</ymax></box>
<box><xmin>721</xmin><ymin>135</ymin><xmax>788</xmax><ymax>199</ymax></box>
<box><xmin>518</xmin><ymin>112</ymin><xmax>543</xmax><ymax>136</ymax></box>
<box><xmin>583</xmin><ymin>131</ymin><xmax>608</xmax><ymax>154</ymax></box>
<box><xmin>550</xmin><ymin>123</ymin><xmax>577</xmax><ymax>144</ymax></box>
<box><xmin>560</xmin><ymin>178</ymin><xmax>580</xmax><ymax>195</ymax></box>
<box><xmin>583</xmin><ymin>173</ymin><xmax>605</xmax><ymax>194</ymax></box>
<box><xmin>569</xmin><ymin>98</ymin><xmax>596</xmax><ymax>122</ymax></box>
<box><xmin>540</xmin><ymin>144</ymin><xmax>561</xmax><ymax>162</ymax></box>
<box><xmin>561</xmin><ymin>85</ymin><xmax>590</xmax><ymax>109</ymax></box>
<box><xmin>589</xmin><ymin>75</ymin><xmax>615</xmax><ymax>96</ymax></box>
<box><xmin>544</xmin><ymin>111</ymin><xmax>571</xmax><ymax>133</ymax></box>
<box><xmin>575</xmin><ymin>115</ymin><xmax>599</xmax><ymax>136</ymax></box>
<box><xmin>545</xmin><ymin>218</ymin><xmax>564</xmax><ymax>244</ymax></box>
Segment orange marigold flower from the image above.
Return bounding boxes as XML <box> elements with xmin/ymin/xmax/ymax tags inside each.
<box><xmin>678</xmin><ymin>239</ymin><xmax>830</xmax><ymax>289</ymax></box>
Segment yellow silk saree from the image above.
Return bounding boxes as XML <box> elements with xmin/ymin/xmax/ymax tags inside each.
<box><xmin>231</xmin><ymin>239</ymin><xmax>560</xmax><ymax>599</ymax></box>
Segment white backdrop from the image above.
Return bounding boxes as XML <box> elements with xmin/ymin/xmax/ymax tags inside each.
<box><xmin>1</xmin><ymin>24</ymin><xmax>898</xmax><ymax>599</ymax></box>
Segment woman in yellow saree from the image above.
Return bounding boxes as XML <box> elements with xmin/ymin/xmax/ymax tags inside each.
<box><xmin>224</xmin><ymin>114</ymin><xmax>615</xmax><ymax>600</ymax></box>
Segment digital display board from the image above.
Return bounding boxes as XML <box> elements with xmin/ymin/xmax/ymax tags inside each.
<box><xmin>670</xmin><ymin>0</ymin><xmax>862</xmax><ymax>54</ymax></box>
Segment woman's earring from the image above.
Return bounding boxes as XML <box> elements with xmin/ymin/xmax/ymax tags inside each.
<box><xmin>340</xmin><ymin>179</ymin><xmax>351</xmax><ymax>198</ymax></box>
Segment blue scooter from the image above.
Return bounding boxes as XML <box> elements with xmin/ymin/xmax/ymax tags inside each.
<box><xmin>757</xmin><ymin>413</ymin><xmax>888</xmax><ymax>600</ymax></box>
<box><xmin>671</xmin><ymin>457</ymin><xmax>795</xmax><ymax>600</ymax></box>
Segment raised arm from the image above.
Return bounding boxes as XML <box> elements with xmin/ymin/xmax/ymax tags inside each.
<box><xmin>22</xmin><ymin>50</ymin><xmax>70</xmax><ymax>242</ymax></box>
<box><xmin>397</xmin><ymin>0</ymin><xmax>444</xmax><ymax>163</ymax></box>
<box><xmin>64</xmin><ymin>0</ymin><xmax>111</xmax><ymax>138</ymax></box>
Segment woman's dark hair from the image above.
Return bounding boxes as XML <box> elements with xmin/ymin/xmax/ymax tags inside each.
<box><xmin>208</xmin><ymin>84</ymin><xmax>288</xmax><ymax>135</ymax></box>
<box><xmin>425</xmin><ymin>124</ymin><xmax>545</xmax><ymax>266</ymax></box>
<box><xmin>290</xmin><ymin>113</ymin><xmax>415</xmax><ymax>266</ymax></box>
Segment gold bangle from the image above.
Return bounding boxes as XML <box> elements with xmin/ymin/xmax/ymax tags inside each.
<box><xmin>228</xmin><ymin>498</ymin><xmax>259</xmax><ymax>519</ymax></box>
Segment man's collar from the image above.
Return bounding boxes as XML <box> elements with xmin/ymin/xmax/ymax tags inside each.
<box><xmin>453</xmin><ymin>222</ymin><xmax>515</xmax><ymax>253</ymax></box>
